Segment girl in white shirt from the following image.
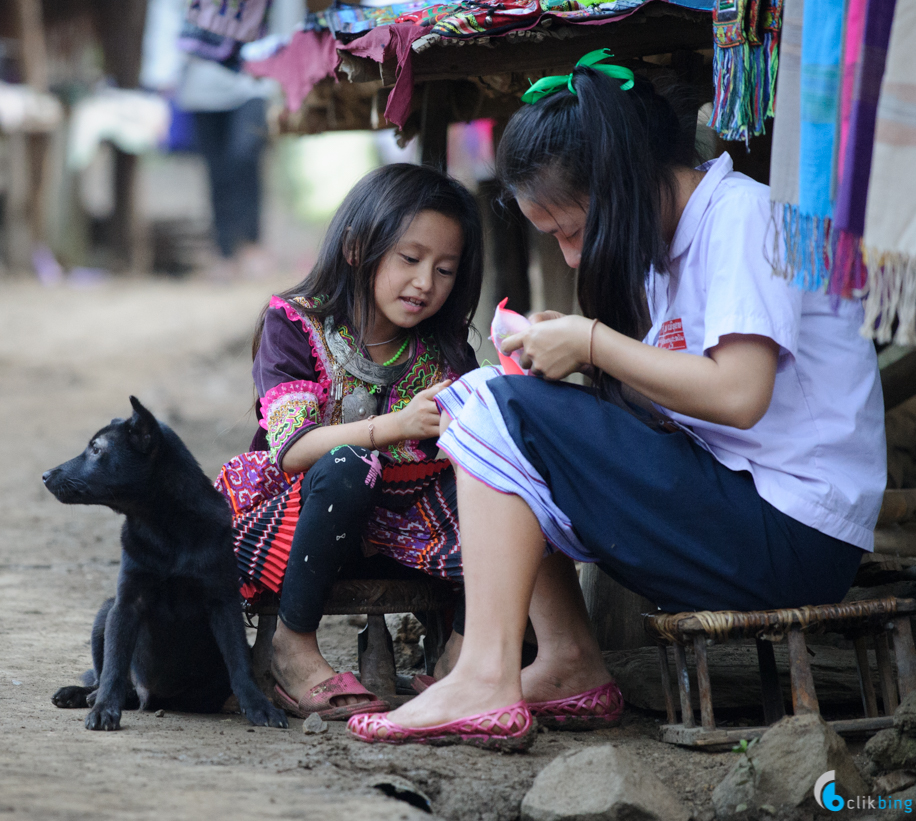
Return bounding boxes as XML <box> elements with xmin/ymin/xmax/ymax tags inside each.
<box><xmin>346</xmin><ymin>50</ymin><xmax>885</xmax><ymax>752</ymax></box>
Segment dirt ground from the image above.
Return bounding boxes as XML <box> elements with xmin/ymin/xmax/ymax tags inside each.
<box><xmin>0</xmin><ymin>273</ymin><xmax>766</xmax><ymax>821</ymax></box>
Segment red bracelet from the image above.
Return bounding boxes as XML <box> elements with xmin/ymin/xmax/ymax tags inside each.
<box><xmin>367</xmin><ymin>415</ymin><xmax>378</xmax><ymax>451</ymax></box>
<box><xmin>588</xmin><ymin>318</ymin><xmax>600</xmax><ymax>368</ymax></box>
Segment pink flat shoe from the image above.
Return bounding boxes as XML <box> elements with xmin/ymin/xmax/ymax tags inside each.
<box><xmin>347</xmin><ymin>700</ymin><xmax>537</xmax><ymax>752</ymax></box>
<box><xmin>527</xmin><ymin>680</ymin><xmax>624</xmax><ymax>731</ymax></box>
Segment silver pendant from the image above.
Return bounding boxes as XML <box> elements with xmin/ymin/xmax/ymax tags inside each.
<box><xmin>341</xmin><ymin>386</ymin><xmax>375</xmax><ymax>423</ymax></box>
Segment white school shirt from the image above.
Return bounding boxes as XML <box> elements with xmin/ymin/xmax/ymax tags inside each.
<box><xmin>644</xmin><ymin>152</ymin><xmax>885</xmax><ymax>551</ymax></box>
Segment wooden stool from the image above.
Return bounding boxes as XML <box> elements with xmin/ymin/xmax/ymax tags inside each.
<box><xmin>644</xmin><ymin>596</ymin><xmax>916</xmax><ymax>747</ymax></box>
<box><xmin>246</xmin><ymin>577</ymin><xmax>457</xmax><ymax>702</ymax></box>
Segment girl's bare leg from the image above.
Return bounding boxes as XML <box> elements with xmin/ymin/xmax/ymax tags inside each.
<box><xmin>272</xmin><ymin>622</ymin><xmax>370</xmax><ymax>708</ymax></box>
<box><xmin>521</xmin><ymin>552</ymin><xmax>612</xmax><ymax>703</ymax></box>
<box><xmin>386</xmin><ymin>467</ymin><xmax>543</xmax><ymax>727</ymax></box>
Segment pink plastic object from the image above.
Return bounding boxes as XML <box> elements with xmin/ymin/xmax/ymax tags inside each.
<box><xmin>527</xmin><ymin>680</ymin><xmax>624</xmax><ymax>731</ymax></box>
<box><xmin>490</xmin><ymin>298</ymin><xmax>531</xmax><ymax>375</ymax></box>
<box><xmin>347</xmin><ymin>699</ymin><xmax>536</xmax><ymax>751</ymax></box>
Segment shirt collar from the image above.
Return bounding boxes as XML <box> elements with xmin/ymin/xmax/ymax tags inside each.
<box><xmin>668</xmin><ymin>152</ymin><xmax>734</xmax><ymax>260</ymax></box>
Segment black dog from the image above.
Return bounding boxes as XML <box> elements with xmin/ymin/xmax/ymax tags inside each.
<box><xmin>44</xmin><ymin>397</ymin><xmax>287</xmax><ymax>731</ymax></box>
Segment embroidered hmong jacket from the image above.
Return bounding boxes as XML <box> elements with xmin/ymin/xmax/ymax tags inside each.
<box><xmin>251</xmin><ymin>295</ymin><xmax>469</xmax><ymax>468</ymax></box>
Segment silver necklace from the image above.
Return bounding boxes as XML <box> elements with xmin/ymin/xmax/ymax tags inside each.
<box><xmin>364</xmin><ymin>333</ymin><xmax>405</xmax><ymax>347</ymax></box>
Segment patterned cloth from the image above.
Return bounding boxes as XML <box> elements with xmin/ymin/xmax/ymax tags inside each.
<box><xmin>302</xmin><ymin>0</ymin><xmax>709</xmax><ymax>39</ymax></box>
<box><xmin>832</xmin><ymin>0</ymin><xmax>896</xmax><ymax>300</ymax></box>
<box><xmin>186</xmin><ymin>0</ymin><xmax>272</xmax><ymax>42</ymax></box>
<box><xmin>862</xmin><ymin>0</ymin><xmax>916</xmax><ymax>343</ymax></box>
<box><xmin>769</xmin><ymin>0</ymin><xmax>844</xmax><ymax>290</ymax></box>
<box><xmin>215</xmin><ymin>295</ymin><xmax>468</xmax><ymax>597</ymax></box>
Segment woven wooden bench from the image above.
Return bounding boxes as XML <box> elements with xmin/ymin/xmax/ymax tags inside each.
<box><xmin>644</xmin><ymin>596</ymin><xmax>916</xmax><ymax>747</ymax></box>
<box><xmin>246</xmin><ymin>577</ymin><xmax>458</xmax><ymax>702</ymax></box>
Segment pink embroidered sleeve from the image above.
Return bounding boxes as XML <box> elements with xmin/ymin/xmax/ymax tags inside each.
<box><xmin>259</xmin><ymin>380</ymin><xmax>327</xmax><ymax>465</ymax></box>
<box><xmin>253</xmin><ymin>300</ymin><xmax>332</xmax><ymax>467</ymax></box>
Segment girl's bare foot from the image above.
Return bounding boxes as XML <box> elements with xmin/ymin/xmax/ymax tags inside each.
<box><xmin>386</xmin><ymin>668</ymin><xmax>522</xmax><ymax>729</ymax></box>
<box><xmin>432</xmin><ymin>631</ymin><xmax>463</xmax><ymax>679</ymax></box>
<box><xmin>520</xmin><ymin>649</ymin><xmax>612</xmax><ymax>704</ymax></box>
<box><xmin>271</xmin><ymin>621</ymin><xmax>374</xmax><ymax>708</ymax></box>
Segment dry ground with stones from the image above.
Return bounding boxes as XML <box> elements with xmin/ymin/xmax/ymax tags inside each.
<box><xmin>0</xmin><ymin>274</ymin><xmax>841</xmax><ymax>821</ymax></box>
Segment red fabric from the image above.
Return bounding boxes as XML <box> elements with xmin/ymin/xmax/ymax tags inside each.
<box><xmin>339</xmin><ymin>23</ymin><xmax>433</xmax><ymax>128</ymax></box>
<box><xmin>245</xmin><ymin>29</ymin><xmax>340</xmax><ymax>112</ymax></box>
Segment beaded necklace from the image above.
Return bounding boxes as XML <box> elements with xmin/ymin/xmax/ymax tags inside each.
<box><xmin>380</xmin><ymin>336</ymin><xmax>410</xmax><ymax>367</ymax></box>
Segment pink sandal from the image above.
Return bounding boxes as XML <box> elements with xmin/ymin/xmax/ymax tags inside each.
<box><xmin>273</xmin><ymin>671</ymin><xmax>388</xmax><ymax>721</ymax></box>
<box><xmin>527</xmin><ymin>680</ymin><xmax>624</xmax><ymax>731</ymax></box>
<box><xmin>347</xmin><ymin>700</ymin><xmax>537</xmax><ymax>752</ymax></box>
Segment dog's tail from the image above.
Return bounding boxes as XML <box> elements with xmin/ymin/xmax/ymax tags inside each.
<box><xmin>80</xmin><ymin>669</ymin><xmax>98</xmax><ymax>687</ymax></box>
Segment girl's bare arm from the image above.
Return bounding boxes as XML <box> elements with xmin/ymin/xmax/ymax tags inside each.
<box><xmin>503</xmin><ymin>315</ymin><xmax>779</xmax><ymax>430</ymax></box>
<box><xmin>278</xmin><ymin>381</ymin><xmax>452</xmax><ymax>474</ymax></box>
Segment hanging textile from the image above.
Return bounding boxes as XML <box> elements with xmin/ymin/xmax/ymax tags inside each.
<box><xmin>768</xmin><ymin>0</ymin><xmax>803</xmax><ymax>271</ymax></box>
<box><xmin>832</xmin><ymin>0</ymin><xmax>897</xmax><ymax>301</ymax></box>
<box><xmin>709</xmin><ymin>0</ymin><xmax>783</xmax><ymax>141</ymax></box>
<box><xmin>186</xmin><ymin>0</ymin><xmax>272</xmax><ymax>42</ymax></box>
<box><xmin>769</xmin><ymin>0</ymin><xmax>843</xmax><ymax>289</ymax></box>
<box><xmin>245</xmin><ymin>29</ymin><xmax>340</xmax><ymax>113</ymax></box>
<box><xmin>862</xmin><ymin>0</ymin><xmax>916</xmax><ymax>342</ymax></box>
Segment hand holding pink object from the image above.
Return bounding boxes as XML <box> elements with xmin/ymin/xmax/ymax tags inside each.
<box><xmin>490</xmin><ymin>298</ymin><xmax>531</xmax><ymax>375</ymax></box>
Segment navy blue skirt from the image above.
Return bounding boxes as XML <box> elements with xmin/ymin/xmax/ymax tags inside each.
<box><xmin>488</xmin><ymin>376</ymin><xmax>863</xmax><ymax>613</ymax></box>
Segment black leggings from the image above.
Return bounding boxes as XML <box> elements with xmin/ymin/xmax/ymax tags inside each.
<box><xmin>278</xmin><ymin>446</ymin><xmax>459</xmax><ymax>633</ymax></box>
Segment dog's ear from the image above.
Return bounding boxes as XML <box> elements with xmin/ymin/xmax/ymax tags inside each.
<box><xmin>127</xmin><ymin>396</ymin><xmax>161</xmax><ymax>455</ymax></box>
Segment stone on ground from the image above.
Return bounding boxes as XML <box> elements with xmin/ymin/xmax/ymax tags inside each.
<box><xmin>712</xmin><ymin>714</ymin><xmax>867</xmax><ymax>816</ymax></box>
<box><xmin>520</xmin><ymin>744</ymin><xmax>690</xmax><ymax>821</ymax></box>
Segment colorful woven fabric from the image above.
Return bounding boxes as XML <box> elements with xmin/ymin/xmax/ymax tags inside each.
<box><xmin>709</xmin><ymin>0</ymin><xmax>783</xmax><ymax>141</ymax></box>
<box><xmin>214</xmin><ymin>450</ymin><xmax>294</xmax><ymax>516</ymax></box>
<box><xmin>832</xmin><ymin>0</ymin><xmax>897</xmax><ymax>300</ymax></box>
<box><xmin>186</xmin><ymin>0</ymin><xmax>272</xmax><ymax>42</ymax></box>
<box><xmin>301</xmin><ymin>0</ymin><xmax>459</xmax><ymax>35</ymax></box>
<box><xmin>216</xmin><ymin>293</ymin><xmax>470</xmax><ymax>597</ymax></box>
<box><xmin>227</xmin><ymin>458</ymin><xmax>463</xmax><ymax>592</ymax></box>
<box><xmin>769</xmin><ymin>0</ymin><xmax>844</xmax><ymax>290</ymax></box>
<box><xmin>862</xmin><ymin>0</ymin><xmax>916</xmax><ymax>342</ymax></box>
<box><xmin>428</xmin><ymin>0</ymin><xmax>647</xmax><ymax>38</ymax></box>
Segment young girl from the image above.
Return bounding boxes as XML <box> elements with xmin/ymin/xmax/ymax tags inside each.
<box><xmin>347</xmin><ymin>51</ymin><xmax>885</xmax><ymax>749</ymax></box>
<box><xmin>216</xmin><ymin>163</ymin><xmax>482</xmax><ymax>720</ymax></box>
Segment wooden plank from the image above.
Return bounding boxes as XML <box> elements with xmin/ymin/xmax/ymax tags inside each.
<box><xmin>656</xmin><ymin>644</ymin><xmax>678</xmax><ymax>725</ymax></box>
<box><xmin>854</xmin><ymin>636</ymin><xmax>880</xmax><ymax>718</ymax></box>
<box><xmin>419</xmin><ymin>80</ymin><xmax>450</xmax><ymax>170</ymax></box>
<box><xmin>693</xmin><ymin>636</ymin><xmax>715</xmax><ymax>731</ymax></box>
<box><xmin>755</xmin><ymin>637</ymin><xmax>786</xmax><ymax>725</ymax></box>
<box><xmin>580</xmin><ymin>563</ymin><xmax>656</xmax><ymax>651</ymax></box>
<box><xmin>399</xmin><ymin>7</ymin><xmax>711</xmax><ymax>85</ymax></box>
<box><xmin>13</xmin><ymin>0</ymin><xmax>48</xmax><ymax>91</ymax></box>
<box><xmin>659</xmin><ymin>716</ymin><xmax>895</xmax><ymax>747</ymax></box>
<box><xmin>875</xmin><ymin>632</ymin><xmax>899</xmax><ymax>714</ymax></box>
<box><xmin>892</xmin><ymin>616</ymin><xmax>916</xmax><ymax>699</ymax></box>
<box><xmin>673</xmin><ymin>642</ymin><xmax>695</xmax><ymax>728</ymax></box>
<box><xmin>882</xmin><ymin>350</ymin><xmax>916</xmax><ymax>411</ymax></box>
<box><xmin>786</xmin><ymin>626</ymin><xmax>819</xmax><ymax>716</ymax></box>
<box><xmin>877</xmin><ymin>489</ymin><xmax>916</xmax><ymax>527</ymax></box>
<box><xmin>873</xmin><ymin>524</ymin><xmax>916</xmax><ymax>558</ymax></box>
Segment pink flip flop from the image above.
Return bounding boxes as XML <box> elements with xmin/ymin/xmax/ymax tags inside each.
<box><xmin>347</xmin><ymin>700</ymin><xmax>537</xmax><ymax>752</ymax></box>
<box><xmin>527</xmin><ymin>680</ymin><xmax>624</xmax><ymax>731</ymax></box>
<box><xmin>273</xmin><ymin>671</ymin><xmax>388</xmax><ymax>721</ymax></box>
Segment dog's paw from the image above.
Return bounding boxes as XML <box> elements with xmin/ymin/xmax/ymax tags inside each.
<box><xmin>52</xmin><ymin>685</ymin><xmax>93</xmax><ymax>709</ymax></box>
<box><xmin>85</xmin><ymin>703</ymin><xmax>122</xmax><ymax>731</ymax></box>
<box><xmin>243</xmin><ymin>698</ymin><xmax>288</xmax><ymax>729</ymax></box>
<box><xmin>86</xmin><ymin>690</ymin><xmax>97</xmax><ymax>707</ymax></box>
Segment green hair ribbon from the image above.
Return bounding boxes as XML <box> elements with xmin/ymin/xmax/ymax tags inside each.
<box><xmin>520</xmin><ymin>49</ymin><xmax>635</xmax><ymax>105</ymax></box>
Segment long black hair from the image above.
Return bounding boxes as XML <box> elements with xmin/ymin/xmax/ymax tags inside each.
<box><xmin>497</xmin><ymin>67</ymin><xmax>696</xmax><ymax>394</ymax></box>
<box><xmin>253</xmin><ymin>163</ymin><xmax>484</xmax><ymax>374</ymax></box>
